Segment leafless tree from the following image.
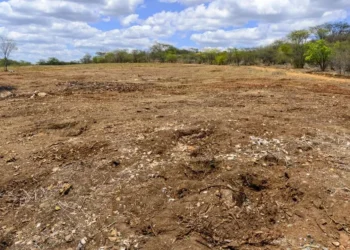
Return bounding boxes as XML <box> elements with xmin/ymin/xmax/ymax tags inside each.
<box><xmin>0</xmin><ymin>36</ymin><xmax>17</xmax><ymax>72</ymax></box>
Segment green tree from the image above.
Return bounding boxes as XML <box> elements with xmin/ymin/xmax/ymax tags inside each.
<box><xmin>331</xmin><ymin>41</ymin><xmax>350</xmax><ymax>75</ymax></box>
<box><xmin>47</xmin><ymin>57</ymin><xmax>62</xmax><ymax>65</ymax></box>
<box><xmin>215</xmin><ymin>52</ymin><xmax>227</xmax><ymax>65</ymax></box>
<box><xmin>80</xmin><ymin>53</ymin><xmax>92</xmax><ymax>64</ymax></box>
<box><xmin>105</xmin><ymin>52</ymin><xmax>116</xmax><ymax>63</ymax></box>
<box><xmin>149</xmin><ymin>43</ymin><xmax>175</xmax><ymax>62</ymax></box>
<box><xmin>227</xmin><ymin>48</ymin><xmax>242</xmax><ymax>66</ymax></box>
<box><xmin>240</xmin><ymin>49</ymin><xmax>257</xmax><ymax>65</ymax></box>
<box><xmin>305</xmin><ymin>40</ymin><xmax>332</xmax><ymax>71</ymax></box>
<box><xmin>287</xmin><ymin>30</ymin><xmax>310</xmax><ymax>68</ymax></box>
<box><xmin>310</xmin><ymin>25</ymin><xmax>330</xmax><ymax>40</ymax></box>
<box><xmin>165</xmin><ymin>53</ymin><xmax>177</xmax><ymax>63</ymax></box>
<box><xmin>201</xmin><ymin>49</ymin><xmax>219</xmax><ymax>64</ymax></box>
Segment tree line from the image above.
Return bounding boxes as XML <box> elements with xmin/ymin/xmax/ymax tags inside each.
<box><xmin>77</xmin><ymin>22</ymin><xmax>350</xmax><ymax>74</ymax></box>
<box><xmin>1</xmin><ymin>21</ymin><xmax>350</xmax><ymax>74</ymax></box>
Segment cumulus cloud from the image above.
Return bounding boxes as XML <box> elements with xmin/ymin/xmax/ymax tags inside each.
<box><xmin>120</xmin><ymin>14</ymin><xmax>140</xmax><ymax>26</ymax></box>
<box><xmin>0</xmin><ymin>0</ymin><xmax>348</xmax><ymax>62</ymax></box>
<box><xmin>191</xmin><ymin>9</ymin><xmax>349</xmax><ymax>47</ymax></box>
<box><xmin>159</xmin><ymin>0</ymin><xmax>210</xmax><ymax>6</ymax></box>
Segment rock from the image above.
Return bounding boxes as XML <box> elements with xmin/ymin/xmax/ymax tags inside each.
<box><xmin>77</xmin><ymin>238</ymin><xmax>87</xmax><ymax>250</ymax></box>
<box><xmin>0</xmin><ymin>91</ymin><xmax>12</xmax><ymax>99</ymax></box>
<box><xmin>332</xmin><ymin>241</ymin><xmax>340</xmax><ymax>247</ymax></box>
<box><xmin>52</xmin><ymin>167</ymin><xmax>59</xmax><ymax>173</ymax></box>
<box><xmin>39</xmin><ymin>201</ymin><xmax>50</xmax><ymax>209</ymax></box>
<box><xmin>108</xmin><ymin>237</ymin><xmax>118</xmax><ymax>242</ymax></box>
<box><xmin>221</xmin><ymin>189</ymin><xmax>235</xmax><ymax>208</ymax></box>
<box><xmin>294</xmin><ymin>210</ymin><xmax>305</xmax><ymax>219</ymax></box>
<box><xmin>110</xmin><ymin>229</ymin><xmax>117</xmax><ymax>237</ymax></box>
<box><xmin>223</xmin><ymin>241</ymin><xmax>240</xmax><ymax>249</ymax></box>
<box><xmin>33</xmin><ymin>235</ymin><xmax>41</xmax><ymax>242</ymax></box>
<box><xmin>80</xmin><ymin>237</ymin><xmax>87</xmax><ymax>245</ymax></box>
<box><xmin>262</xmin><ymin>153</ymin><xmax>281</xmax><ymax>165</ymax></box>
<box><xmin>37</xmin><ymin>92</ymin><xmax>48</xmax><ymax>97</ymax></box>
<box><xmin>65</xmin><ymin>234</ymin><xmax>73</xmax><ymax>242</ymax></box>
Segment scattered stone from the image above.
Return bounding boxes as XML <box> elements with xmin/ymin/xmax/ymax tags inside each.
<box><xmin>332</xmin><ymin>241</ymin><xmax>340</xmax><ymax>247</ymax></box>
<box><xmin>227</xmin><ymin>154</ymin><xmax>236</xmax><ymax>161</ymax></box>
<box><xmin>37</xmin><ymin>92</ymin><xmax>48</xmax><ymax>97</ymax></box>
<box><xmin>261</xmin><ymin>153</ymin><xmax>281</xmax><ymax>165</ymax></box>
<box><xmin>108</xmin><ymin>237</ymin><xmax>118</xmax><ymax>242</ymax></box>
<box><xmin>110</xmin><ymin>229</ymin><xmax>118</xmax><ymax>237</ymax></box>
<box><xmin>0</xmin><ymin>91</ymin><xmax>12</xmax><ymax>99</ymax></box>
<box><xmin>294</xmin><ymin>210</ymin><xmax>305</xmax><ymax>219</ymax></box>
<box><xmin>65</xmin><ymin>234</ymin><xmax>73</xmax><ymax>242</ymax></box>
<box><xmin>77</xmin><ymin>237</ymin><xmax>87</xmax><ymax>250</ymax></box>
<box><xmin>80</xmin><ymin>238</ymin><xmax>87</xmax><ymax>245</ymax></box>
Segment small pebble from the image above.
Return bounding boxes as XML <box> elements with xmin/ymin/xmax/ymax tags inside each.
<box><xmin>332</xmin><ymin>242</ymin><xmax>340</xmax><ymax>247</ymax></box>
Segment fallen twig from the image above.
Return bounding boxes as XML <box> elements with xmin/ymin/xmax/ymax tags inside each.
<box><xmin>315</xmin><ymin>219</ymin><xmax>328</xmax><ymax>236</ymax></box>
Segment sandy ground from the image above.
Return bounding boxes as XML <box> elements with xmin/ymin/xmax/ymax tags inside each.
<box><xmin>1</xmin><ymin>64</ymin><xmax>350</xmax><ymax>250</ymax></box>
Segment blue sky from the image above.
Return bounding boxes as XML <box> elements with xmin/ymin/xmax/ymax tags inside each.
<box><xmin>0</xmin><ymin>0</ymin><xmax>349</xmax><ymax>62</ymax></box>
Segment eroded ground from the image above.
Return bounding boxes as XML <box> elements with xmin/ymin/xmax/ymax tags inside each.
<box><xmin>1</xmin><ymin>64</ymin><xmax>350</xmax><ymax>250</ymax></box>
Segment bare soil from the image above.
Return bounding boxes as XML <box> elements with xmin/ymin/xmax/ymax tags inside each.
<box><xmin>1</xmin><ymin>64</ymin><xmax>350</xmax><ymax>250</ymax></box>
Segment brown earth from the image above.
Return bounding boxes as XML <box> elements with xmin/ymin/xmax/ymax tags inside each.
<box><xmin>1</xmin><ymin>64</ymin><xmax>350</xmax><ymax>250</ymax></box>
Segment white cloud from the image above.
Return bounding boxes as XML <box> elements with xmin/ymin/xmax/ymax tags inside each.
<box><xmin>102</xmin><ymin>0</ymin><xmax>144</xmax><ymax>16</ymax></box>
<box><xmin>0</xmin><ymin>0</ymin><xmax>348</xmax><ymax>62</ymax></box>
<box><xmin>120</xmin><ymin>14</ymin><xmax>140</xmax><ymax>26</ymax></box>
<box><xmin>159</xmin><ymin>0</ymin><xmax>210</xmax><ymax>6</ymax></box>
<box><xmin>191</xmin><ymin>10</ymin><xmax>348</xmax><ymax>47</ymax></box>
